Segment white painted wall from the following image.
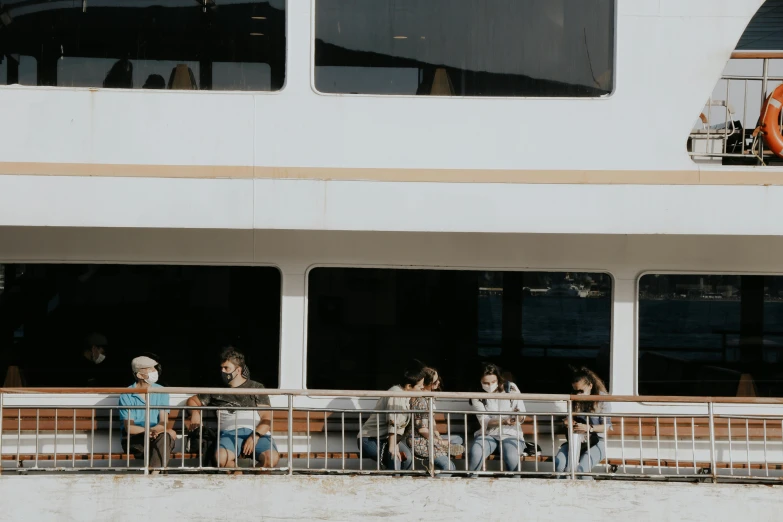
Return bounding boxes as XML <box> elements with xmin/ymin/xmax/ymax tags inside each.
<box><xmin>0</xmin><ymin>475</ymin><xmax>779</xmax><ymax>521</ymax></box>
<box><xmin>0</xmin><ymin>0</ymin><xmax>762</xmax><ymax>173</ymax></box>
<box><xmin>7</xmin><ymin>176</ymin><xmax>783</xmax><ymax>236</ymax></box>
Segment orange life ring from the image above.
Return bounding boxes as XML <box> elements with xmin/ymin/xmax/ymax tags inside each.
<box><xmin>760</xmin><ymin>84</ymin><xmax>783</xmax><ymax>157</ymax></box>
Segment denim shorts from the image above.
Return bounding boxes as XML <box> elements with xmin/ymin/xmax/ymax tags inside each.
<box><xmin>219</xmin><ymin>428</ymin><xmax>277</xmax><ymax>458</ymax></box>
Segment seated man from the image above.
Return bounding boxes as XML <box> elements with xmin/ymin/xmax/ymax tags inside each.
<box><xmin>187</xmin><ymin>347</ymin><xmax>279</xmax><ymax>471</ymax></box>
<box><xmin>118</xmin><ymin>356</ymin><xmax>175</xmax><ymax>474</ymax></box>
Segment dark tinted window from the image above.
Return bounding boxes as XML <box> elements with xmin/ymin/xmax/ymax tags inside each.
<box><xmin>314</xmin><ymin>0</ymin><xmax>614</xmax><ymax>97</ymax></box>
<box><xmin>736</xmin><ymin>0</ymin><xmax>783</xmax><ymax>50</ymax></box>
<box><xmin>0</xmin><ymin>0</ymin><xmax>285</xmax><ymax>90</ymax></box>
<box><xmin>639</xmin><ymin>274</ymin><xmax>783</xmax><ymax>397</ymax></box>
<box><xmin>0</xmin><ymin>264</ymin><xmax>281</xmax><ymax>388</ymax></box>
<box><xmin>307</xmin><ymin>268</ymin><xmax>611</xmax><ymax>392</ymax></box>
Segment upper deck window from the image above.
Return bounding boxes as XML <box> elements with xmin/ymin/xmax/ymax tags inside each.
<box><xmin>0</xmin><ymin>0</ymin><xmax>285</xmax><ymax>91</ymax></box>
<box><xmin>314</xmin><ymin>0</ymin><xmax>614</xmax><ymax>97</ymax></box>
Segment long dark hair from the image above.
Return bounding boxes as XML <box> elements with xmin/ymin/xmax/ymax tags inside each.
<box><xmin>570</xmin><ymin>366</ymin><xmax>607</xmax><ymax>413</ymax></box>
<box><xmin>478</xmin><ymin>362</ymin><xmax>506</xmax><ymax>393</ymax></box>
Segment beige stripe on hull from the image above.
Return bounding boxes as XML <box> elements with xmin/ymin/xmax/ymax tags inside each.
<box><xmin>0</xmin><ymin>162</ymin><xmax>781</xmax><ymax>185</ymax></box>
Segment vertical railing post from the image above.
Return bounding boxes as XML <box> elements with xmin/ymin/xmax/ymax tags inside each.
<box><xmin>0</xmin><ymin>391</ymin><xmax>3</xmax><ymax>472</ymax></box>
<box><xmin>567</xmin><ymin>399</ymin><xmax>575</xmax><ymax>480</ymax></box>
<box><xmin>428</xmin><ymin>397</ymin><xmax>435</xmax><ymax>478</ymax></box>
<box><xmin>287</xmin><ymin>394</ymin><xmax>294</xmax><ymax>476</ymax></box>
<box><xmin>144</xmin><ymin>392</ymin><xmax>151</xmax><ymax>475</ymax></box>
<box><xmin>708</xmin><ymin>402</ymin><xmax>717</xmax><ymax>483</ymax></box>
<box><xmin>762</xmin><ymin>58</ymin><xmax>769</xmax><ymax>101</ymax></box>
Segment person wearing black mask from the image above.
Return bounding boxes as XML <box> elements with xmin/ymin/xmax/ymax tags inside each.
<box><xmin>186</xmin><ymin>347</ymin><xmax>278</xmax><ymax>471</ymax></box>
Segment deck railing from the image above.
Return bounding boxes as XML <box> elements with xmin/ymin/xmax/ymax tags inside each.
<box><xmin>1</xmin><ymin>388</ymin><xmax>783</xmax><ymax>483</ymax></box>
<box><xmin>689</xmin><ymin>51</ymin><xmax>783</xmax><ymax>165</ymax></box>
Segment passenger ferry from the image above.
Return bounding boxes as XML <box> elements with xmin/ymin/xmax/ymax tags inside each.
<box><xmin>1</xmin><ymin>0</ymin><xmax>783</xmax><ymax>520</ymax></box>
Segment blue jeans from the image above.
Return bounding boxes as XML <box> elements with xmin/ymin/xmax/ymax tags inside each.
<box><xmin>360</xmin><ymin>437</ymin><xmax>413</xmax><ymax>470</ymax></box>
<box><xmin>219</xmin><ymin>428</ymin><xmax>277</xmax><ymax>460</ymax></box>
<box><xmin>468</xmin><ymin>436</ymin><xmax>521</xmax><ymax>472</ymax></box>
<box><xmin>555</xmin><ymin>439</ymin><xmax>605</xmax><ymax>480</ymax></box>
<box><xmin>433</xmin><ymin>454</ymin><xmax>456</xmax><ymax>476</ymax></box>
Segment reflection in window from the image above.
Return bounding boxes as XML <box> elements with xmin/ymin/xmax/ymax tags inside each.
<box><xmin>0</xmin><ymin>54</ymin><xmax>37</xmax><ymax>85</ymax></box>
<box><xmin>639</xmin><ymin>274</ymin><xmax>783</xmax><ymax>397</ymax></box>
<box><xmin>307</xmin><ymin>268</ymin><xmax>611</xmax><ymax>392</ymax></box>
<box><xmin>314</xmin><ymin>0</ymin><xmax>614</xmax><ymax>97</ymax></box>
<box><xmin>0</xmin><ymin>1</ymin><xmax>285</xmax><ymax>90</ymax></box>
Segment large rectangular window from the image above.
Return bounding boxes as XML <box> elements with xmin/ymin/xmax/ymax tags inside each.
<box><xmin>307</xmin><ymin>268</ymin><xmax>611</xmax><ymax>392</ymax></box>
<box><xmin>314</xmin><ymin>0</ymin><xmax>614</xmax><ymax>97</ymax></box>
<box><xmin>639</xmin><ymin>274</ymin><xmax>783</xmax><ymax>397</ymax></box>
<box><xmin>0</xmin><ymin>264</ymin><xmax>281</xmax><ymax>388</ymax></box>
<box><xmin>0</xmin><ymin>1</ymin><xmax>285</xmax><ymax>90</ymax></box>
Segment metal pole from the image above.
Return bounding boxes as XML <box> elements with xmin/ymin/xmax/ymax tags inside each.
<box><xmin>90</xmin><ymin>409</ymin><xmax>95</xmax><ymax>469</ymax></box>
<box><xmin>567</xmin><ymin>400</ymin><xmax>575</xmax><ymax>480</ymax></box>
<box><xmin>674</xmin><ymin>417</ymin><xmax>679</xmax><ymax>475</ymax></box>
<box><xmin>427</xmin><ymin>397</ymin><xmax>435</xmax><ymax>477</ymax></box>
<box><xmin>763</xmin><ymin>419</ymin><xmax>769</xmax><ymax>477</ymax></box>
<box><xmin>708</xmin><ymin>403</ymin><xmax>717</xmax><ymax>483</ymax></box>
<box><xmin>745</xmin><ymin>418</ymin><xmax>751</xmax><ymax>477</ymax></box>
<box><xmin>144</xmin><ymin>393</ymin><xmax>151</xmax><ymax>475</ymax></box>
<box><xmin>287</xmin><ymin>395</ymin><xmax>294</xmax><ymax>476</ymax></box>
<box><xmin>655</xmin><ymin>417</ymin><xmax>661</xmax><ymax>475</ymax></box>
<box><xmin>464</xmin><ymin>413</ymin><xmax>469</xmax><ymax>473</ymax></box>
<box><xmin>53</xmin><ymin>409</ymin><xmax>57</xmax><ymax>468</ymax></box>
<box><xmin>762</xmin><ymin>58</ymin><xmax>769</xmax><ymax>101</ymax></box>
<box><xmin>728</xmin><ymin>418</ymin><xmax>734</xmax><ymax>476</ymax></box>
<box><xmin>0</xmin><ymin>392</ymin><xmax>3</xmax><ymax>470</ymax></box>
<box><xmin>620</xmin><ymin>417</ymin><xmax>626</xmax><ymax>474</ymax></box>
<box><xmin>72</xmin><ymin>409</ymin><xmax>76</xmax><ymax>468</ymax></box>
<box><xmin>533</xmin><ymin>415</ymin><xmax>539</xmax><ymax>473</ymax></box>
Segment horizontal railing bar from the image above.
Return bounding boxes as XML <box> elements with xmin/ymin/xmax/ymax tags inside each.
<box><xmin>721</xmin><ymin>75</ymin><xmax>783</xmax><ymax>81</ymax></box>
<box><xmin>5</xmin><ymin>388</ymin><xmax>783</xmax><ymax>404</ymax></box>
<box><xmin>731</xmin><ymin>51</ymin><xmax>783</xmax><ymax>59</ymax></box>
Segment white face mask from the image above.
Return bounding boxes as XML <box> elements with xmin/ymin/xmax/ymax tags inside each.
<box><xmin>94</xmin><ymin>354</ymin><xmax>106</xmax><ymax>365</ymax></box>
<box><xmin>482</xmin><ymin>382</ymin><xmax>498</xmax><ymax>393</ymax></box>
<box><xmin>143</xmin><ymin>371</ymin><xmax>159</xmax><ymax>384</ymax></box>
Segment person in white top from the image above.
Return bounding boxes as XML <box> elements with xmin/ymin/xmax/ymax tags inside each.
<box><xmin>468</xmin><ymin>363</ymin><xmax>526</xmax><ymax>472</ymax></box>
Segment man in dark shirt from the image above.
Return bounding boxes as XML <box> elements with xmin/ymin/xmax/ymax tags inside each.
<box><xmin>187</xmin><ymin>347</ymin><xmax>278</xmax><ymax>471</ymax></box>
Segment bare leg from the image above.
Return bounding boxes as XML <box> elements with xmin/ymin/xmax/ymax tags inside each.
<box><xmin>258</xmin><ymin>449</ymin><xmax>280</xmax><ymax>468</ymax></box>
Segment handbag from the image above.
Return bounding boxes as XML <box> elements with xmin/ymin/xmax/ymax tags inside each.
<box><xmin>448</xmin><ymin>443</ymin><xmax>465</xmax><ymax>457</ymax></box>
<box><xmin>186</xmin><ymin>426</ymin><xmax>217</xmax><ymax>466</ymax></box>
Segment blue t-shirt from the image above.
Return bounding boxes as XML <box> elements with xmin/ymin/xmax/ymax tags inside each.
<box><xmin>118</xmin><ymin>383</ymin><xmax>170</xmax><ymax>431</ymax></box>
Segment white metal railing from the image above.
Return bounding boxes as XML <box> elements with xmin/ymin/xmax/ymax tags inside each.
<box><xmin>1</xmin><ymin>388</ymin><xmax>783</xmax><ymax>483</ymax></box>
<box><xmin>689</xmin><ymin>51</ymin><xmax>783</xmax><ymax>165</ymax></box>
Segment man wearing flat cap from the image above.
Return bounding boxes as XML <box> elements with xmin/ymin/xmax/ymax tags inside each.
<box><xmin>119</xmin><ymin>356</ymin><xmax>175</xmax><ymax>473</ymax></box>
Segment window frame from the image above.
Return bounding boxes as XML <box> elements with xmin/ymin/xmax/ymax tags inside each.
<box><xmin>634</xmin><ymin>269</ymin><xmax>783</xmax><ymax>397</ymax></box>
<box><xmin>303</xmin><ymin>262</ymin><xmax>616</xmax><ymax>391</ymax></box>
<box><xmin>309</xmin><ymin>0</ymin><xmax>618</xmax><ymax>100</ymax></box>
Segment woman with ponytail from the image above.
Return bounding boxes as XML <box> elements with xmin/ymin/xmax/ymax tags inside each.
<box><xmin>554</xmin><ymin>366</ymin><xmax>611</xmax><ymax>480</ymax></box>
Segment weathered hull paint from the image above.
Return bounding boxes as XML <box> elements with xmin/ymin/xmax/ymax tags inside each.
<box><xmin>0</xmin><ymin>475</ymin><xmax>779</xmax><ymax>521</ymax></box>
